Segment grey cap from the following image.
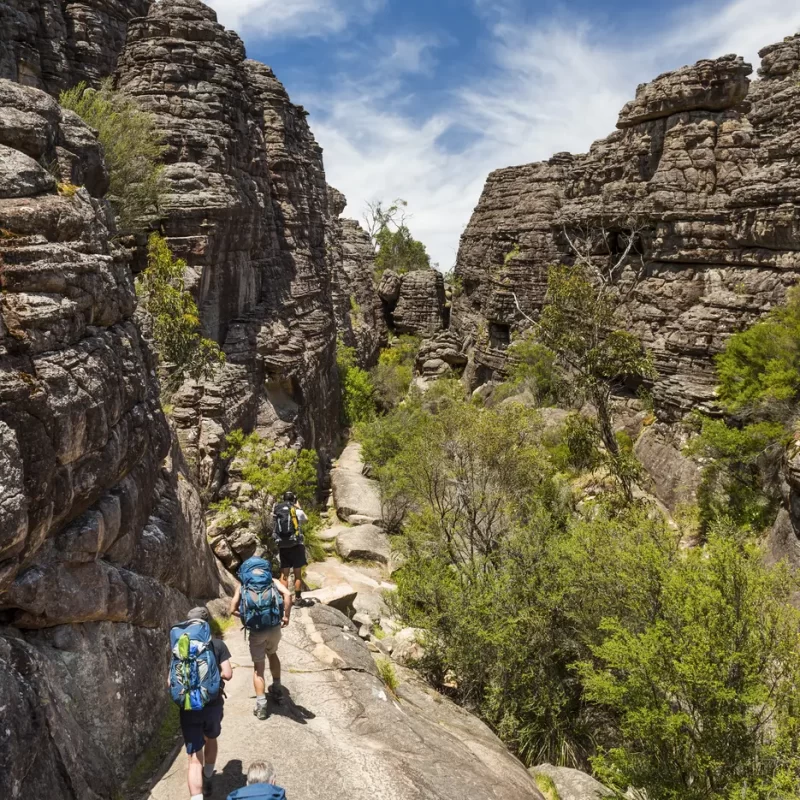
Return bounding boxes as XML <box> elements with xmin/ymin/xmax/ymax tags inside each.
<box><xmin>187</xmin><ymin>606</ymin><xmax>210</xmax><ymax>621</ymax></box>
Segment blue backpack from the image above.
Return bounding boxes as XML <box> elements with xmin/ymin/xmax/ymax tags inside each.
<box><xmin>239</xmin><ymin>557</ymin><xmax>283</xmax><ymax>631</ymax></box>
<box><xmin>169</xmin><ymin>618</ymin><xmax>221</xmax><ymax>711</ymax></box>
<box><xmin>227</xmin><ymin>785</ymin><xmax>287</xmax><ymax>800</ymax></box>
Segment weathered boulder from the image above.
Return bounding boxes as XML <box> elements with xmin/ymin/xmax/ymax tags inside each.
<box><xmin>635</xmin><ymin>424</ymin><xmax>703</xmax><ymax>512</ymax></box>
<box><xmin>451</xmin><ymin>38</ymin><xmax>800</xmax><ymax>421</ymax></box>
<box><xmin>332</xmin><ymin>441</ymin><xmax>384</xmax><ymax>525</ymax></box>
<box><xmin>530</xmin><ymin>764</ymin><xmax>612</xmax><ymax>800</ymax></box>
<box><xmin>391</xmin><ymin>626</ymin><xmax>426</xmax><ymax>666</ymax></box>
<box><xmin>303</xmin><ymin>583</ymin><xmax>358</xmax><ymax>614</ymax></box>
<box><xmin>0</xmin><ymin>79</ymin><xmax>227</xmax><ymax>800</ymax></box>
<box><xmin>415</xmin><ymin>329</ymin><xmax>468</xmax><ymax>381</ymax></box>
<box><xmin>336</xmin><ymin>524</ymin><xmax>391</xmax><ymax>564</ymax></box>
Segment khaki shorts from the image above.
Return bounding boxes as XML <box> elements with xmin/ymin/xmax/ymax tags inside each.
<box><xmin>248</xmin><ymin>627</ymin><xmax>282</xmax><ymax>663</ymax></box>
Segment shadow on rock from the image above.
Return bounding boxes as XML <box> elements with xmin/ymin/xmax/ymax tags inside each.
<box><xmin>214</xmin><ymin>759</ymin><xmax>246</xmax><ymax>798</ymax></box>
<box><xmin>267</xmin><ymin>687</ymin><xmax>316</xmax><ymax>725</ymax></box>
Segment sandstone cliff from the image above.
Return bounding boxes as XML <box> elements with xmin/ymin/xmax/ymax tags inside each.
<box><xmin>0</xmin><ymin>78</ymin><xmax>229</xmax><ymax>800</ymax></box>
<box><xmin>0</xmin><ymin>0</ymin><xmax>150</xmax><ymax>94</ymax></box>
<box><xmin>452</xmin><ymin>38</ymin><xmax>800</xmax><ymax>421</ymax></box>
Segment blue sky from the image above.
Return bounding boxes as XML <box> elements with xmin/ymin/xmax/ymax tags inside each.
<box><xmin>206</xmin><ymin>0</ymin><xmax>800</xmax><ymax>269</ymax></box>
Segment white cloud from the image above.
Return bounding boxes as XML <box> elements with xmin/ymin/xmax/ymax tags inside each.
<box><xmin>205</xmin><ymin>0</ymin><xmax>383</xmax><ymax>39</ymax></box>
<box><xmin>224</xmin><ymin>0</ymin><xmax>800</xmax><ymax>268</ymax></box>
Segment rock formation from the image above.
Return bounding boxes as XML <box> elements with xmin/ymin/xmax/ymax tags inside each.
<box><xmin>0</xmin><ymin>0</ymin><xmax>150</xmax><ymax>94</ymax></box>
<box><xmin>381</xmin><ymin>267</ymin><xmax>448</xmax><ymax>336</ymax></box>
<box><xmin>329</xmin><ymin>186</ymin><xmax>387</xmax><ymax>367</ymax></box>
<box><xmin>452</xmin><ymin>40</ymin><xmax>800</xmax><ymax>421</ymax></box>
<box><xmin>414</xmin><ymin>329</ymin><xmax>468</xmax><ymax>386</ymax></box>
<box><xmin>0</xmin><ymin>78</ymin><xmax>228</xmax><ymax>800</ymax></box>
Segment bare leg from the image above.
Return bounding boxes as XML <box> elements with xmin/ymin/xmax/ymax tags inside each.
<box><xmin>187</xmin><ymin>749</ymin><xmax>204</xmax><ymax>796</ymax></box>
<box><xmin>253</xmin><ymin>660</ymin><xmax>266</xmax><ymax>696</ymax></box>
<box><xmin>294</xmin><ymin>567</ymin><xmax>303</xmax><ymax>595</ymax></box>
<box><xmin>268</xmin><ymin>652</ymin><xmax>281</xmax><ymax>684</ymax></box>
<box><xmin>204</xmin><ymin>737</ymin><xmax>218</xmax><ymax>767</ymax></box>
<box><xmin>280</xmin><ymin>568</ymin><xmax>290</xmax><ymax>589</ymax></box>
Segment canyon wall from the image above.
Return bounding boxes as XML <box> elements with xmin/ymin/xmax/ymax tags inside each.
<box><xmin>452</xmin><ymin>38</ymin><xmax>800</xmax><ymax>421</ymax></box>
<box><xmin>0</xmin><ymin>78</ymin><xmax>229</xmax><ymax>800</ymax></box>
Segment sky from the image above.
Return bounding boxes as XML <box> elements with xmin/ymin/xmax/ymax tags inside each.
<box><xmin>205</xmin><ymin>0</ymin><xmax>800</xmax><ymax>270</ymax></box>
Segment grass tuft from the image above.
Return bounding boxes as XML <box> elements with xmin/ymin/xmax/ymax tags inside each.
<box><xmin>376</xmin><ymin>656</ymin><xmax>399</xmax><ymax>695</ymax></box>
<box><xmin>534</xmin><ymin>774</ymin><xmax>561</xmax><ymax>800</ymax></box>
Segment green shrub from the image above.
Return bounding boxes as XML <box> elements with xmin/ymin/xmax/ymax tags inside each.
<box><xmin>136</xmin><ymin>233</ymin><xmax>225</xmax><ymax>395</ymax></box>
<box><xmin>60</xmin><ymin>80</ymin><xmax>165</xmax><ymax>232</ymax></box>
<box><xmin>371</xmin><ymin>335</ymin><xmax>420</xmax><ymax>411</ymax></box>
<box><xmin>376</xmin><ymin>657</ymin><xmax>399</xmax><ymax>694</ymax></box>
<box><xmin>337</xmin><ymin>339</ymin><xmax>376</xmax><ymax>425</ymax></box>
<box><xmin>581</xmin><ymin>526</ymin><xmax>800</xmax><ymax>800</ymax></box>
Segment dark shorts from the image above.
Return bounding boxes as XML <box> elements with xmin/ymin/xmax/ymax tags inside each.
<box><xmin>279</xmin><ymin>543</ymin><xmax>307</xmax><ymax>570</ymax></box>
<box><xmin>179</xmin><ymin>703</ymin><xmax>223</xmax><ymax>754</ymax></box>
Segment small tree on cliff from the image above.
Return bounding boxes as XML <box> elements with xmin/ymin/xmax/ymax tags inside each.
<box><xmin>136</xmin><ymin>233</ymin><xmax>224</xmax><ymax>396</ymax></box>
<box><xmin>513</xmin><ymin>218</ymin><xmax>654</xmax><ymax>502</ymax></box>
<box><xmin>60</xmin><ymin>80</ymin><xmax>166</xmax><ymax>233</ymax></box>
<box><xmin>364</xmin><ymin>199</ymin><xmax>431</xmax><ymax>277</ymax></box>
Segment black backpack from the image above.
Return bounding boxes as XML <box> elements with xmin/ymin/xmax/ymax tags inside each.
<box><xmin>273</xmin><ymin>502</ymin><xmax>299</xmax><ymax>547</ymax></box>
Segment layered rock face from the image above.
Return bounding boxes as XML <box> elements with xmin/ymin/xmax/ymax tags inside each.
<box><xmin>0</xmin><ymin>79</ymin><xmax>227</xmax><ymax>800</ymax></box>
<box><xmin>114</xmin><ymin>0</ymin><xmax>345</xmax><ymax>482</ymax></box>
<box><xmin>329</xmin><ymin>186</ymin><xmax>387</xmax><ymax>367</ymax></box>
<box><xmin>452</xmin><ymin>40</ymin><xmax>800</xmax><ymax>419</ymax></box>
<box><xmin>380</xmin><ymin>267</ymin><xmax>447</xmax><ymax>336</ymax></box>
<box><xmin>0</xmin><ymin>0</ymin><xmax>150</xmax><ymax>94</ymax></box>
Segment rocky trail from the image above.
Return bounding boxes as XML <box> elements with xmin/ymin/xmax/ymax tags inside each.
<box><xmin>143</xmin><ymin>442</ymin><xmax>544</xmax><ymax>800</ymax></box>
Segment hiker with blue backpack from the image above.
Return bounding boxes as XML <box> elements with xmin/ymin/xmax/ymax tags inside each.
<box><xmin>273</xmin><ymin>491</ymin><xmax>309</xmax><ymax>607</ymax></box>
<box><xmin>230</xmin><ymin>555</ymin><xmax>293</xmax><ymax>720</ymax></box>
<box><xmin>226</xmin><ymin>760</ymin><xmax>287</xmax><ymax>799</ymax></box>
<box><xmin>169</xmin><ymin>605</ymin><xmax>233</xmax><ymax>799</ymax></box>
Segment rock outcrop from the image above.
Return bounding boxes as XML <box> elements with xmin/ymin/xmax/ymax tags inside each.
<box><xmin>383</xmin><ymin>267</ymin><xmax>447</xmax><ymax>336</ymax></box>
<box><xmin>530</xmin><ymin>764</ymin><xmax>612</xmax><ymax>800</ymax></box>
<box><xmin>452</xmin><ymin>40</ymin><xmax>800</xmax><ymax>420</ymax></box>
<box><xmin>0</xmin><ymin>0</ymin><xmax>150</xmax><ymax>95</ymax></box>
<box><xmin>331</xmin><ymin>440</ymin><xmax>384</xmax><ymax>526</ymax></box>
<box><xmin>414</xmin><ymin>329</ymin><xmax>468</xmax><ymax>384</ymax></box>
<box><xmin>0</xmin><ymin>79</ymin><xmax>227</xmax><ymax>800</ymax></box>
<box><xmin>329</xmin><ymin>187</ymin><xmax>387</xmax><ymax>367</ymax></box>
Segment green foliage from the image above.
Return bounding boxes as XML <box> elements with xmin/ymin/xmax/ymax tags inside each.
<box><xmin>504</xmin><ymin>243</ymin><xmax>521</xmax><ymax>266</ymax></box>
<box><xmin>533</xmin><ymin>774</ymin><xmax>562</xmax><ymax>800</ymax></box>
<box><xmin>371</xmin><ymin>335</ymin><xmax>420</xmax><ymax>411</ymax></box>
<box><xmin>534</xmin><ymin>263</ymin><xmax>655</xmax><ymax>501</ymax></box>
<box><xmin>60</xmin><ymin>80</ymin><xmax>165</xmax><ymax>232</ymax></box>
<box><xmin>207</xmin><ymin>497</ymin><xmax>251</xmax><ymax>530</ymax></box>
<box><xmin>687</xmin><ymin>417</ymin><xmax>788</xmax><ymax>533</ymax></box>
<box><xmin>376</xmin><ymin>657</ymin><xmax>399</xmax><ymax>694</ymax></box>
<box><xmin>505</xmin><ymin>333</ymin><xmax>567</xmax><ymax>407</ymax></box>
<box><xmin>136</xmin><ymin>234</ymin><xmax>224</xmax><ymax>395</ymax></box>
<box><xmin>349</xmin><ymin>294</ymin><xmax>363</xmax><ymax>326</ymax></box>
<box><xmin>366</xmin><ymin>199</ymin><xmax>431</xmax><ymax>277</ymax></box>
<box><xmin>222</xmin><ymin>430</ymin><xmax>318</xmax><ymax>542</ymax></box>
<box><xmin>688</xmin><ymin>286</ymin><xmax>800</xmax><ymax>531</ymax></box>
<box><xmin>337</xmin><ymin>340</ymin><xmax>376</xmax><ymax>425</ymax></box>
<box><xmin>716</xmin><ymin>287</ymin><xmax>800</xmax><ymax>415</ymax></box>
<box><xmin>581</xmin><ymin>526</ymin><xmax>800</xmax><ymax>800</ymax></box>
<box><xmin>299</xmin><ymin>511</ymin><xmax>327</xmax><ymax>563</ymax></box>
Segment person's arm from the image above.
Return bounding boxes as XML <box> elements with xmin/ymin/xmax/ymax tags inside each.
<box><xmin>229</xmin><ymin>585</ymin><xmax>241</xmax><ymax>617</ymax></box>
<box><xmin>295</xmin><ymin>507</ymin><xmax>308</xmax><ymax>525</ymax></box>
<box><xmin>274</xmin><ymin>578</ymin><xmax>293</xmax><ymax>626</ymax></box>
<box><xmin>219</xmin><ymin>658</ymin><xmax>233</xmax><ymax>682</ymax></box>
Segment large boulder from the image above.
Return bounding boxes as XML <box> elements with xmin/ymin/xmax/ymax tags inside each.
<box><xmin>336</xmin><ymin>524</ymin><xmax>391</xmax><ymax>564</ymax></box>
<box><xmin>530</xmin><ymin>764</ymin><xmax>612</xmax><ymax>800</ymax></box>
<box><xmin>392</xmin><ymin>269</ymin><xmax>447</xmax><ymax>336</ymax></box>
<box><xmin>331</xmin><ymin>442</ymin><xmax>384</xmax><ymax>525</ymax></box>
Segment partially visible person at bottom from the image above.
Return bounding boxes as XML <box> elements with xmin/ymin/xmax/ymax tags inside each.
<box><xmin>272</xmin><ymin>491</ymin><xmax>309</xmax><ymax>606</ymax></box>
<box><xmin>227</xmin><ymin>760</ymin><xmax>287</xmax><ymax>799</ymax></box>
<box><xmin>230</xmin><ymin>556</ymin><xmax>292</xmax><ymax>720</ymax></box>
<box><xmin>169</xmin><ymin>606</ymin><xmax>233</xmax><ymax>799</ymax></box>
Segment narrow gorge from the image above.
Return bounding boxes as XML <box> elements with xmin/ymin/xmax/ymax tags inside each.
<box><xmin>2</xmin><ymin>2</ymin><xmax>800</xmax><ymax>799</ymax></box>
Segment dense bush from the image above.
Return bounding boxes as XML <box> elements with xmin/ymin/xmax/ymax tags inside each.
<box><xmin>360</xmin><ymin>389</ymin><xmax>800</xmax><ymax>799</ymax></box>
<box><xmin>60</xmin><ymin>80</ymin><xmax>165</xmax><ymax>232</ymax></box>
<box><xmin>689</xmin><ymin>286</ymin><xmax>800</xmax><ymax>531</ymax></box>
<box><xmin>337</xmin><ymin>340</ymin><xmax>376</xmax><ymax>425</ymax></box>
<box><xmin>136</xmin><ymin>234</ymin><xmax>224</xmax><ymax>395</ymax></box>
<box><xmin>370</xmin><ymin>335</ymin><xmax>420</xmax><ymax>411</ymax></box>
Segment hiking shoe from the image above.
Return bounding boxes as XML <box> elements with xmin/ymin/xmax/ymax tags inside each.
<box><xmin>203</xmin><ymin>775</ymin><xmax>213</xmax><ymax>796</ymax></box>
<box><xmin>253</xmin><ymin>703</ymin><xmax>269</xmax><ymax>720</ymax></box>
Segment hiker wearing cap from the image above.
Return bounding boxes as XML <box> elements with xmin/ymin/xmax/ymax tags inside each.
<box><xmin>272</xmin><ymin>491</ymin><xmax>309</xmax><ymax>606</ymax></box>
<box><xmin>168</xmin><ymin>606</ymin><xmax>233</xmax><ymax>799</ymax></box>
<box><xmin>226</xmin><ymin>760</ymin><xmax>287</xmax><ymax>799</ymax></box>
<box><xmin>230</xmin><ymin>556</ymin><xmax>293</xmax><ymax>720</ymax></box>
